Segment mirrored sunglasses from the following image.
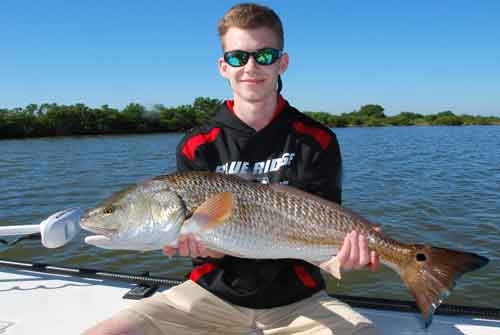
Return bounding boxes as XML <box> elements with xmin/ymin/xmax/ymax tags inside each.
<box><xmin>223</xmin><ymin>48</ymin><xmax>282</xmax><ymax>67</ymax></box>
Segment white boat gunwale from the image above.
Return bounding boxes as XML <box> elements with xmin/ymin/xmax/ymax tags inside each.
<box><xmin>1</xmin><ymin>258</ymin><xmax>499</xmax><ymax>318</ymax></box>
<box><xmin>1</xmin><ymin>258</ymin><xmax>499</xmax><ymax>335</ymax></box>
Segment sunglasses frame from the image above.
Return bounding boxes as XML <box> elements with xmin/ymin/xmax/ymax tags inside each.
<box><xmin>223</xmin><ymin>48</ymin><xmax>283</xmax><ymax>67</ymax></box>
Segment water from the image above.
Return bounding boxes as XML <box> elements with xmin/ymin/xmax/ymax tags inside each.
<box><xmin>1</xmin><ymin>126</ymin><xmax>499</xmax><ymax>308</ymax></box>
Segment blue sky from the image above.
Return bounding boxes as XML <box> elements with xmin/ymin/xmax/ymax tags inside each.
<box><xmin>1</xmin><ymin>1</ymin><xmax>499</xmax><ymax>116</ymax></box>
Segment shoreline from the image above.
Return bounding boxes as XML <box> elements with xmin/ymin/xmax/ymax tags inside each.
<box><xmin>1</xmin><ymin>123</ymin><xmax>500</xmax><ymax>141</ymax></box>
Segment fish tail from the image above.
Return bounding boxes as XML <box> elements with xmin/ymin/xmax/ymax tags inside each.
<box><xmin>398</xmin><ymin>245</ymin><xmax>488</xmax><ymax>327</ymax></box>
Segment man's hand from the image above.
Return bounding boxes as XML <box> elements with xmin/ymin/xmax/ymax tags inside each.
<box><xmin>162</xmin><ymin>234</ymin><xmax>225</xmax><ymax>259</ymax></box>
<box><xmin>336</xmin><ymin>230</ymin><xmax>380</xmax><ymax>272</ymax></box>
<box><xmin>319</xmin><ymin>229</ymin><xmax>381</xmax><ymax>278</ymax></box>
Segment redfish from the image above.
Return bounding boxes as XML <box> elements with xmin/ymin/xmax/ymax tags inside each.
<box><xmin>80</xmin><ymin>171</ymin><xmax>489</xmax><ymax>327</ymax></box>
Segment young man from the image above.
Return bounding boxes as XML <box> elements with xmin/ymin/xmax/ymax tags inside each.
<box><xmin>84</xmin><ymin>3</ymin><xmax>379</xmax><ymax>334</ymax></box>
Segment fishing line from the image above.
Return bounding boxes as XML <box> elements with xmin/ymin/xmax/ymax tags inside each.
<box><xmin>0</xmin><ymin>233</ymin><xmax>41</xmax><ymax>247</ymax></box>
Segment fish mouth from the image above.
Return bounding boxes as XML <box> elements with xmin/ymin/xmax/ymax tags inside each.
<box><xmin>80</xmin><ymin>219</ymin><xmax>118</xmax><ymax>237</ymax></box>
<box><xmin>81</xmin><ymin>224</ymin><xmax>121</xmax><ymax>250</ymax></box>
<box><xmin>80</xmin><ymin>215</ymin><xmax>124</xmax><ymax>249</ymax></box>
<box><xmin>79</xmin><ymin>209</ymin><xmax>119</xmax><ymax>237</ymax></box>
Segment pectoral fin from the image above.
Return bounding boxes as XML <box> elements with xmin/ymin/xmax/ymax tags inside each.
<box><xmin>180</xmin><ymin>192</ymin><xmax>234</xmax><ymax>235</ymax></box>
<box><xmin>318</xmin><ymin>257</ymin><xmax>342</xmax><ymax>280</ymax></box>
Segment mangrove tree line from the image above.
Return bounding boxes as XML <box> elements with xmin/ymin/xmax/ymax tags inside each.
<box><xmin>1</xmin><ymin>99</ymin><xmax>499</xmax><ymax>139</ymax></box>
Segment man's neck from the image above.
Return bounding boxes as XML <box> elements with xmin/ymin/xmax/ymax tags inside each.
<box><xmin>233</xmin><ymin>93</ymin><xmax>278</xmax><ymax>131</ymax></box>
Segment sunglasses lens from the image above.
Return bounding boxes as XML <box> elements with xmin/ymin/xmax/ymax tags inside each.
<box><xmin>255</xmin><ymin>49</ymin><xmax>279</xmax><ymax>65</ymax></box>
<box><xmin>224</xmin><ymin>49</ymin><xmax>281</xmax><ymax>67</ymax></box>
<box><xmin>225</xmin><ymin>51</ymin><xmax>248</xmax><ymax>67</ymax></box>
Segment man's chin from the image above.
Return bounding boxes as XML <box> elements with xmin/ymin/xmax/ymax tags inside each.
<box><xmin>236</xmin><ymin>90</ymin><xmax>275</xmax><ymax>103</ymax></box>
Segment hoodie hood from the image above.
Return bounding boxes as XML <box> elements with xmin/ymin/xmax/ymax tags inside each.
<box><xmin>211</xmin><ymin>95</ymin><xmax>291</xmax><ymax>135</ymax></box>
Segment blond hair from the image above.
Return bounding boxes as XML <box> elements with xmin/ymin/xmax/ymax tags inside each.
<box><xmin>218</xmin><ymin>3</ymin><xmax>284</xmax><ymax>50</ymax></box>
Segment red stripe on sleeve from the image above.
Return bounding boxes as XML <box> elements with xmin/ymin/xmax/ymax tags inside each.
<box><xmin>293</xmin><ymin>264</ymin><xmax>317</xmax><ymax>288</ymax></box>
<box><xmin>181</xmin><ymin>128</ymin><xmax>221</xmax><ymax>161</ymax></box>
<box><xmin>292</xmin><ymin>121</ymin><xmax>332</xmax><ymax>150</ymax></box>
<box><xmin>189</xmin><ymin>263</ymin><xmax>216</xmax><ymax>282</ymax></box>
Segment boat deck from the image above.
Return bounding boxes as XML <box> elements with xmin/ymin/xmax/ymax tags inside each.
<box><xmin>1</xmin><ymin>263</ymin><xmax>499</xmax><ymax>335</ymax></box>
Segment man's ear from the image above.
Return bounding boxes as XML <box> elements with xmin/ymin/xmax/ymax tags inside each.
<box><xmin>218</xmin><ymin>57</ymin><xmax>230</xmax><ymax>79</ymax></box>
<box><xmin>279</xmin><ymin>52</ymin><xmax>289</xmax><ymax>75</ymax></box>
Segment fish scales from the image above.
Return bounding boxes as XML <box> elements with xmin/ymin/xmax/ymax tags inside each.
<box><xmin>155</xmin><ymin>173</ymin><xmax>450</xmax><ymax>264</ymax></box>
<box><xmin>161</xmin><ymin>173</ymin><xmax>339</xmax><ymax>259</ymax></box>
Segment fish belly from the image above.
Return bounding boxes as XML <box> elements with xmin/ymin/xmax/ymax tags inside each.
<box><xmin>198</xmin><ymin>222</ymin><xmax>338</xmax><ymax>262</ymax></box>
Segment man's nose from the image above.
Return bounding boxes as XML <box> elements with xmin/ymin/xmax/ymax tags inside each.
<box><xmin>244</xmin><ymin>55</ymin><xmax>259</xmax><ymax>70</ymax></box>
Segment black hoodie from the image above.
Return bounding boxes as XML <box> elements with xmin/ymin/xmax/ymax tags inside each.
<box><xmin>176</xmin><ymin>95</ymin><xmax>342</xmax><ymax>308</ymax></box>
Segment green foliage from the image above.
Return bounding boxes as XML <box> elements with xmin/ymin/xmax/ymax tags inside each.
<box><xmin>193</xmin><ymin>97</ymin><xmax>221</xmax><ymax>123</ymax></box>
<box><xmin>305</xmin><ymin>106</ymin><xmax>499</xmax><ymax>129</ymax></box>
<box><xmin>358</xmin><ymin>104</ymin><xmax>386</xmax><ymax>118</ymax></box>
<box><xmin>0</xmin><ymin>97</ymin><xmax>223</xmax><ymax>139</ymax></box>
<box><xmin>121</xmin><ymin>103</ymin><xmax>147</xmax><ymax>131</ymax></box>
<box><xmin>437</xmin><ymin>110</ymin><xmax>456</xmax><ymax>118</ymax></box>
<box><xmin>432</xmin><ymin>115</ymin><xmax>464</xmax><ymax>126</ymax></box>
<box><xmin>0</xmin><ymin>99</ymin><xmax>498</xmax><ymax>139</ymax></box>
<box><xmin>385</xmin><ymin>112</ymin><xmax>424</xmax><ymax>126</ymax></box>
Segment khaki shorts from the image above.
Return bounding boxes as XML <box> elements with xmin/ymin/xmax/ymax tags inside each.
<box><xmin>114</xmin><ymin>280</ymin><xmax>377</xmax><ymax>335</ymax></box>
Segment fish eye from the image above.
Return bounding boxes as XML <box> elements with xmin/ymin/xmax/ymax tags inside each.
<box><xmin>103</xmin><ymin>206</ymin><xmax>114</xmax><ymax>214</ymax></box>
<box><xmin>416</xmin><ymin>253</ymin><xmax>427</xmax><ymax>262</ymax></box>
